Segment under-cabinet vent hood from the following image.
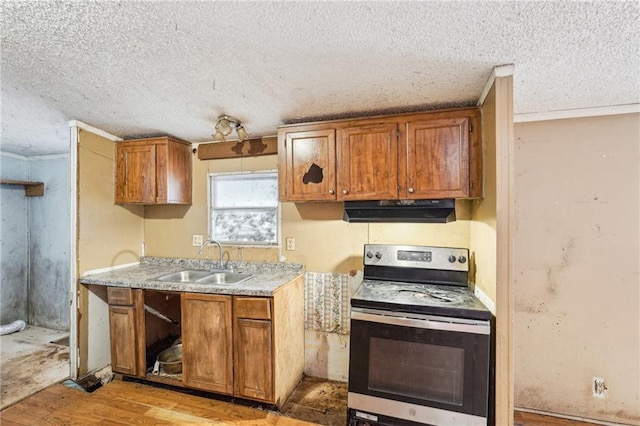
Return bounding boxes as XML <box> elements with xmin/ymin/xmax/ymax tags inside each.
<box><xmin>343</xmin><ymin>199</ymin><xmax>456</xmax><ymax>223</ymax></box>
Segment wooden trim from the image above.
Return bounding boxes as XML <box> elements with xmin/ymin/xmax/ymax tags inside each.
<box><xmin>272</xmin><ymin>275</ymin><xmax>305</xmax><ymax>409</ymax></box>
<box><xmin>197</xmin><ymin>137</ymin><xmax>277</xmax><ymax>160</ymax></box>
<box><xmin>68</xmin><ymin>120</ymin><xmax>122</xmax><ymax>142</ymax></box>
<box><xmin>69</xmin><ymin>125</ymin><xmax>79</xmax><ymax>379</ymax></box>
<box><xmin>494</xmin><ymin>75</ymin><xmax>515</xmax><ymax>426</ymax></box>
<box><xmin>477</xmin><ymin>65</ymin><xmax>515</xmax><ymax>107</ymax></box>
<box><xmin>0</xmin><ymin>179</ymin><xmax>45</xmax><ymax>196</ymax></box>
<box><xmin>134</xmin><ymin>290</ymin><xmax>146</xmax><ymax>379</ymax></box>
<box><xmin>278</xmin><ymin>107</ymin><xmax>481</xmax><ymax>130</ymax></box>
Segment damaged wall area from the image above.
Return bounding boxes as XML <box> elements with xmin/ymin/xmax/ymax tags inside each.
<box><xmin>28</xmin><ymin>156</ymin><xmax>70</xmax><ymax>330</ymax></box>
<box><xmin>0</xmin><ymin>154</ymin><xmax>70</xmax><ymax>330</ymax></box>
<box><xmin>0</xmin><ymin>155</ymin><xmax>30</xmax><ymax>325</ymax></box>
<box><xmin>513</xmin><ymin>113</ymin><xmax>640</xmax><ymax>425</ymax></box>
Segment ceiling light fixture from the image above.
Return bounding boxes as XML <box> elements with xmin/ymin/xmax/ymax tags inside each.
<box><xmin>213</xmin><ymin>115</ymin><xmax>250</xmax><ymax>142</ymax></box>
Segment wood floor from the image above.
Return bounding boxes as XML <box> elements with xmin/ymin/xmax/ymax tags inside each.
<box><xmin>0</xmin><ymin>326</ymin><xmax>70</xmax><ymax>409</ymax></box>
<box><xmin>514</xmin><ymin>411</ymin><xmax>601</xmax><ymax>426</ymax></box>
<box><xmin>0</xmin><ymin>380</ymin><xmax>315</xmax><ymax>425</ymax></box>
<box><xmin>1</xmin><ymin>379</ymin><xmax>603</xmax><ymax>426</ymax></box>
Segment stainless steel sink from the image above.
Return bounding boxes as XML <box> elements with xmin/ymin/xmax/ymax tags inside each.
<box><xmin>195</xmin><ymin>272</ymin><xmax>253</xmax><ymax>285</ymax></box>
<box><xmin>156</xmin><ymin>270</ymin><xmax>216</xmax><ymax>282</ymax></box>
<box><xmin>155</xmin><ymin>269</ymin><xmax>253</xmax><ymax>285</ymax></box>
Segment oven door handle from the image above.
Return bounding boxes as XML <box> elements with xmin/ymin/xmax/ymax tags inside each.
<box><xmin>351</xmin><ymin>310</ymin><xmax>490</xmax><ymax>335</ymax></box>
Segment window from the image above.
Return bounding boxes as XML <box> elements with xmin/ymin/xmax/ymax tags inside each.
<box><xmin>208</xmin><ymin>171</ymin><xmax>279</xmax><ymax>245</ymax></box>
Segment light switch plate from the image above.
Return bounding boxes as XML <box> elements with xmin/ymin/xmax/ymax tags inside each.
<box><xmin>192</xmin><ymin>234</ymin><xmax>203</xmax><ymax>246</ymax></box>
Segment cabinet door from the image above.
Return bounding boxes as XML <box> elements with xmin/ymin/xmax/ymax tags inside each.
<box><xmin>234</xmin><ymin>318</ymin><xmax>273</xmax><ymax>401</ymax></box>
<box><xmin>337</xmin><ymin>123</ymin><xmax>398</xmax><ymax>200</ymax></box>
<box><xmin>404</xmin><ymin>117</ymin><xmax>470</xmax><ymax>199</ymax></box>
<box><xmin>159</xmin><ymin>140</ymin><xmax>193</xmax><ymax>204</ymax></box>
<box><xmin>115</xmin><ymin>144</ymin><xmax>157</xmax><ymax>203</ymax></box>
<box><xmin>181</xmin><ymin>293</ymin><xmax>233</xmax><ymax>394</ymax></box>
<box><xmin>109</xmin><ymin>305</ymin><xmax>138</xmax><ymax>376</ymax></box>
<box><xmin>279</xmin><ymin>129</ymin><xmax>336</xmax><ymax>201</ymax></box>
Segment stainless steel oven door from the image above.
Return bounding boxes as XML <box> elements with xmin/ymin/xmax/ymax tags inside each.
<box><xmin>348</xmin><ymin>308</ymin><xmax>490</xmax><ymax>426</ymax></box>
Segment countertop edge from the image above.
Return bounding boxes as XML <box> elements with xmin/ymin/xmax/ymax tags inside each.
<box><xmin>79</xmin><ymin>261</ymin><xmax>305</xmax><ymax>297</ymax></box>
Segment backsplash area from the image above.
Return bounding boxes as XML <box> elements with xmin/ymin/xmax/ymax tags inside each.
<box><xmin>304</xmin><ymin>272</ymin><xmax>350</xmax><ymax>334</ymax></box>
<box><xmin>303</xmin><ymin>271</ymin><xmax>362</xmax><ymax>381</ymax></box>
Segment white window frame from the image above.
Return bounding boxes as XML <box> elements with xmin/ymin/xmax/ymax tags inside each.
<box><xmin>207</xmin><ymin>170</ymin><xmax>280</xmax><ymax>247</ymax></box>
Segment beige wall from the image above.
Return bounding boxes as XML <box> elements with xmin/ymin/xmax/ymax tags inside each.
<box><xmin>77</xmin><ymin>130</ymin><xmax>143</xmax><ymax>273</ymax></box>
<box><xmin>471</xmin><ymin>84</ymin><xmax>498</xmax><ymax>304</ymax></box>
<box><xmin>77</xmin><ymin>129</ymin><xmax>144</xmax><ymax>374</ymax></box>
<box><xmin>145</xmin><ymin>150</ymin><xmax>474</xmax><ymax>273</ymax></box>
<box><xmin>513</xmin><ymin>113</ymin><xmax>640</xmax><ymax>424</ymax></box>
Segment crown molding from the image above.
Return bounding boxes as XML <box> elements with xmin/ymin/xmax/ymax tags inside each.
<box><xmin>514</xmin><ymin>103</ymin><xmax>640</xmax><ymax>123</ymax></box>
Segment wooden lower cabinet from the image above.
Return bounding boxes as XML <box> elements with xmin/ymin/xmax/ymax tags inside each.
<box><xmin>233</xmin><ymin>297</ymin><xmax>274</xmax><ymax>401</ymax></box>
<box><xmin>181</xmin><ymin>293</ymin><xmax>233</xmax><ymax>394</ymax></box>
<box><xmin>107</xmin><ymin>288</ymin><xmax>145</xmax><ymax>377</ymax></box>
<box><xmin>108</xmin><ymin>305</ymin><xmax>138</xmax><ymax>376</ymax></box>
<box><xmin>106</xmin><ymin>276</ymin><xmax>304</xmax><ymax>409</ymax></box>
<box><xmin>234</xmin><ymin>318</ymin><xmax>273</xmax><ymax>401</ymax></box>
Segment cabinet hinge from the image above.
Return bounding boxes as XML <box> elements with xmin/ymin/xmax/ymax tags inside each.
<box><xmin>396</xmin><ymin>130</ymin><xmax>401</xmax><ymax>139</ymax></box>
<box><xmin>470</xmin><ymin>182</ymin><xmax>474</xmax><ymax>189</ymax></box>
<box><xmin>469</xmin><ymin>123</ymin><xmax>473</xmax><ymax>133</ymax></box>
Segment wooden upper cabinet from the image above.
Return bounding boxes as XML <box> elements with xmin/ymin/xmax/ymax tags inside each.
<box><xmin>115</xmin><ymin>136</ymin><xmax>192</xmax><ymax>205</ymax></box>
<box><xmin>402</xmin><ymin>116</ymin><xmax>471</xmax><ymax>199</ymax></box>
<box><xmin>337</xmin><ymin>123</ymin><xmax>398</xmax><ymax>201</ymax></box>
<box><xmin>278</xmin><ymin>128</ymin><xmax>336</xmax><ymax>201</ymax></box>
<box><xmin>278</xmin><ymin>108</ymin><xmax>482</xmax><ymax>202</ymax></box>
<box><xmin>181</xmin><ymin>293</ymin><xmax>233</xmax><ymax>394</ymax></box>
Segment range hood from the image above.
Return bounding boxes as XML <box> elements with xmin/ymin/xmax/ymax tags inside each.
<box><xmin>343</xmin><ymin>199</ymin><xmax>456</xmax><ymax>223</ymax></box>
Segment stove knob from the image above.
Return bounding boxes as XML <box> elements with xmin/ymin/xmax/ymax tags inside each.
<box><xmin>448</xmin><ymin>255</ymin><xmax>457</xmax><ymax>263</ymax></box>
<box><xmin>375</xmin><ymin>252</ymin><xmax>382</xmax><ymax>260</ymax></box>
<box><xmin>365</xmin><ymin>251</ymin><xmax>373</xmax><ymax>259</ymax></box>
<box><xmin>458</xmin><ymin>256</ymin><xmax>467</xmax><ymax>264</ymax></box>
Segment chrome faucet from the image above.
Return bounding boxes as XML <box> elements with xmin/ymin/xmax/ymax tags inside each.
<box><xmin>198</xmin><ymin>238</ymin><xmax>224</xmax><ymax>270</ymax></box>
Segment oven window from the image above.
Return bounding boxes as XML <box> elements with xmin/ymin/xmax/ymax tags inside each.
<box><xmin>368</xmin><ymin>337</ymin><xmax>464</xmax><ymax>405</ymax></box>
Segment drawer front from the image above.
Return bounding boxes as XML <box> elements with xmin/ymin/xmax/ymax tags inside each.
<box><xmin>107</xmin><ymin>287</ymin><xmax>134</xmax><ymax>305</ymax></box>
<box><xmin>234</xmin><ymin>297</ymin><xmax>272</xmax><ymax>320</ymax></box>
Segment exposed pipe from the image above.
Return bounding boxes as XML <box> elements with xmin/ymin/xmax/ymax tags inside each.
<box><xmin>0</xmin><ymin>320</ymin><xmax>27</xmax><ymax>336</ymax></box>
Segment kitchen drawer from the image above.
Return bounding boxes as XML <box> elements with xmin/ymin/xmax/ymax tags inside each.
<box><xmin>234</xmin><ymin>297</ymin><xmax>272</xmax><ymax>320</ymax></box>
<box><xmin>107</xmin><ymin>287</ymin><xmax>134</xmax><ymax>305</ymax></box>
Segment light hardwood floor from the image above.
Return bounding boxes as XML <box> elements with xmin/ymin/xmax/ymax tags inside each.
<box><xmin>0</xmin><ymin>380</ymin><xmax>314</xmax><ymax>425</ymax></box>
<box><xmin>1</xmin><ymin>379</ymin><xmax>602</xmax><ymax>426</ymax></box>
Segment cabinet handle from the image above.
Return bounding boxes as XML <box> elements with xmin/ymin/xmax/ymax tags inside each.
<box><xmin>342</xmin><ymin>189</ymin><xmax>349</xmax><ymax>195</ymax></box>
<box><xmin>408</xmin><ymin>187</ymin><xmax>415</xmax><ymax>193</ymax></box>
<box><xmin>329</xmin><ymin>189</ymin><xmax>335</xmax><ymax>195</ymax></box>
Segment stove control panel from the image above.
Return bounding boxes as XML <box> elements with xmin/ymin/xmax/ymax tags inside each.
<box><xmin>364</xmin><ymin>244</ymin><xmax>469</xmax><ymax>272</ymax></box>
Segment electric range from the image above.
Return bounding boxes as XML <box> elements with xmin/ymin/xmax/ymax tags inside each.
<box><xmin>348</xmin><ymin>244</ymin><xmax>493</xmax><ymax>426</ymax></box>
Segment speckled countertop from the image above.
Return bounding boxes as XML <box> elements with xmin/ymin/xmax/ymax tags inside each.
<box><xmin>80</xmin><ymin>257</ymin><xmax>304</xmax><ymax>296</ymax></box>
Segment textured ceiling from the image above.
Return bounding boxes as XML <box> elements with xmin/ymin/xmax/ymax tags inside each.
<box><xmin>1</xmin><ymin>1</ymin><xmax>639</xmax><ymax>156</ymax></box>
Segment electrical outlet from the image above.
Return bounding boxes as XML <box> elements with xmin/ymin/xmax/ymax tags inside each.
<box><xmin>593</xmin><ymin>377</ymin><xmax>608</xmax><ymax>397</ymax></box>
<box><xmin>286</xmin><ymin>237</ymin><xmax>295</xmax><ymax>251</ymax></box>
<box><xmin>192</xmin><ymin>234</ymin><xmax>203</xmax><ymax>247</ymax></box>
